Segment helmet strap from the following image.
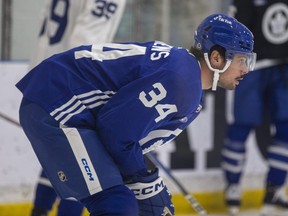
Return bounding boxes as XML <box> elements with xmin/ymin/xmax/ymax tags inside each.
<box><xmin>204</xmin><ymin>53</ymin><xmax>231</xmax><ymax>91</ymax></box>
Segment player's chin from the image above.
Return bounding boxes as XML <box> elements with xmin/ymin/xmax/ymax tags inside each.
<box><xmin>226</xmin><ymin>86</ymin><xmax>236</xmax><ymax>90</ymax></box>
<box><xmin>228</xmin><ymin>80</ymin><xmax>240</xmax><ymax>89</ymax></box>
<box><xmin>218</xmin><ymin>82</ymin><xmax>236</xmax><ymax>90</ymax></box>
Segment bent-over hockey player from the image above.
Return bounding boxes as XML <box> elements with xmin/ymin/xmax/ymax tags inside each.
<box><xmin>16</xmin><ymin>14</ymin><xmax>256</xmax><ymax>216</ymax></box>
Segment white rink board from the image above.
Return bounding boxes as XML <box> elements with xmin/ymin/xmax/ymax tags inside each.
<box><xmin>0</xmin><ymin>62</ymin><xmax>268</xmax><ymax>203</ymax></box>
<box><xmin>0</xmin><ymin>62</ymin><xmax>41</xmax><ymax>203</ymax></box>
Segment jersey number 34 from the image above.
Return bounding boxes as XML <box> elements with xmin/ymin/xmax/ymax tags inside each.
<box><xmin>139</xmin><ymin>83</ymin><xmax>178</xmax><ymax>123</ymax></box>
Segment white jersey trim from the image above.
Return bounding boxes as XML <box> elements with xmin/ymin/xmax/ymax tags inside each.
<box><xmin>139</xmin><ymin>128</ymin><xmax>183</xmax><ymax>146</ymax></box>
<box><xmin>62</xmin><ymin>127</ymin><xmax>102</xmax><ymax>194</ymax></box>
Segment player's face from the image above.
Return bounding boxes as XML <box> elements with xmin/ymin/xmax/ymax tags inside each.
<box><xmin>218</xmin><ymin>54</ymin><xmax>250</xmax><ymax>90</ymax></box>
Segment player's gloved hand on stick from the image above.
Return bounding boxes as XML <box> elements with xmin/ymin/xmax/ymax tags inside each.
<box><xmin>126</xmin><ymin>168</ymin><xmax>174</xmax><ymax>216</ymax></box>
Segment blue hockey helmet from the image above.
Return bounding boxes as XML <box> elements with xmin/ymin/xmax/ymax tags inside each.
<box><xmin>194</xmin><ymin>14</ymin><xmax>256</xmax><ymax>90</ymax></box>
<box><xmin>194</xmin><ymin>13</ymin><xmax>255</xmax><ymax>59</ymax></box>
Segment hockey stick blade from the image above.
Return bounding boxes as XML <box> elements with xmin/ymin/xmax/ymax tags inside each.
<box><xmin>146</xmin><ymin>153</ymin><xmax>208</xmax><ymax>216</ymax></box>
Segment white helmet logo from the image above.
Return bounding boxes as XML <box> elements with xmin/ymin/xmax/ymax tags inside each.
<box><xmin>262</xmin><ymin>3</ymin><xmax>288</xmax><ymax>44</ymax></box>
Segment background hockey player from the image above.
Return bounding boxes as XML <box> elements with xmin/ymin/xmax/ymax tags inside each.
<box><xmin>221</xmin><ymin>0</ymin><xmax>288</xmax><ymax>215</ymax></box>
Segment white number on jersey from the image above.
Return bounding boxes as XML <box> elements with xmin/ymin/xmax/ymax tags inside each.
<box><xmin>74</xmin><ymin>43</ymin><xmax>147</xmax><ymax>61</ymax></box>
<box><xmin>139</xmin><ymin>83</ymin><xmax>166</xmax><ymax>108</ymax></box>
<box><xmin>139</xmin><ymin>83</ymin><xmax>178</xmax><ymax>123</ymax></box>
<box><xmin>92</xmin><ymin>0</ymin><xmax>118</xmax><ymax>19</ymax></box>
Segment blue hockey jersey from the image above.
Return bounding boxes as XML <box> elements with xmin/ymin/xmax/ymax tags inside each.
<box><xmin>16</xmin><ymin>41</ymin><xmax>203</xmax><ymax>177</ymax></box>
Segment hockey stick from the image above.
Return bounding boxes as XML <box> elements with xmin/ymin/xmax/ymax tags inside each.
<box><xmin>146</xmin><ymin>152</ymin><xmax>208</xmax><ymax>216</ymax></box>
<box><xmin>0</xmin><ymin>112</ymin><xmax>21</xmax><ymax>127</ymax></box>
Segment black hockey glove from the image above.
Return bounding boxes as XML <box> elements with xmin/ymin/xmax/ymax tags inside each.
<box><xmin>126</xmin><ymin>168</ymin><xmax>174</xmax><ymax>216</ymax></box>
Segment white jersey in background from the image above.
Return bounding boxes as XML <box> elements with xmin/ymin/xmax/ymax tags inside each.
<box><xmin>29</xmin><ymin>0</ymin><xmax>126</xmax><ymax>69</ymax></box>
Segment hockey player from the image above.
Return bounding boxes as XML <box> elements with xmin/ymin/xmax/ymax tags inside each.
<box><xmin>16</xmin><ymin>14</ymin><xmax>255</xmax><ymax>216</ymax></box>
<box><xmin>28</xmin><ymin>0</ymin><xmax>126</xmax><ymax>216</ymax></box>
<box><xmin>222</xmin><ymin>1</ymin><xmax>288</xmax><ymax>216</ymax></box>
<box><xmin>29</xmin><ymin>0</ymin><xmax>126</xmax><ymax>69</ymax></box>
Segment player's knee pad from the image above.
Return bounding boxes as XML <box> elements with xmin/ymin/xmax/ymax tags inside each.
<box><xmin>80</xmin><ymin>184</ymin><xmax>138</xmax><ymax>216</ymax></box>
<box><xmin>274</xmin><ymin>121</ymin><xmax>288</xmax><ymax>143</ymax></box>
<box><xmin>222</xmin><ymin>125</ymin><xmax>251</xmax><ymax>184</ymax></box>
<box><xmin>226</xmin><ymin>124</ymin><xmax>252</xmax><ymax>142</ymax></box>
<box><xmin>266</xmin><ymin>137</ymin><xmax>288</xmax><ymax>185</ymax></box>
<box><xmin>223</xmin><ymin>124</ymin><xmax>249</xmax><ymax>155</ymax></box>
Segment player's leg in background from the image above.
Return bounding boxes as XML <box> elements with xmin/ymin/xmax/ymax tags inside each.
<box><xmin>222</xmin><ymin>123</ymin><xmax>252</xmax><ymax>215</ymax></box>
<box><xmin>260</xmin><ymin>64</ymin><xmax>288</xmax><ymax>216</ymax></box>
<box><xmin>260</xmin><ymin>121</ymin><xmax>288</xmax><ymax>216</ymax></box>
<box><xmin>31</xmin><ymin>170</ymin><xmax>57</xmax><ymax>216</ymax></box>
<box><xmin>31</xmin><ymin>169</ymin><xmax>85</xmax><ymax>216</ymax></box>
<box><xmin>222</xmin><ymin>70</ymin><xmax>262</xmax><ymax>215</ymax></box>
<box><xmin>57</xmin><ymin>198</ymin><xmax>84</xmax><ymax>216</ymax></box>
<box><xmin>30</xmin><ymin>150</ymin><xmax>135</xmax><ymax>216</ymax></box>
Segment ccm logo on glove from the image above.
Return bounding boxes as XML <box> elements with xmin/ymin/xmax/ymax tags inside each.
<box><xmin>127</xmin><ymin>176</ymin><xmax>165</xmax><ymax>200</ymax></box>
